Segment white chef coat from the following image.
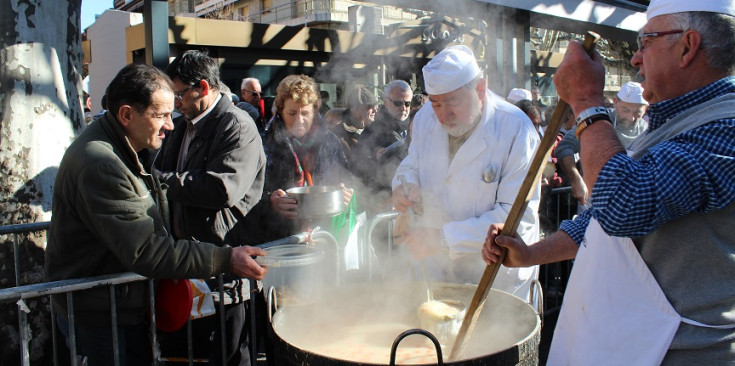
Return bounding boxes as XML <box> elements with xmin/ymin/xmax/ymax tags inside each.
<box><xmin>393</xmin><ymin>90</ymin><xmax>541</xmax><ymax>299</ymax></box>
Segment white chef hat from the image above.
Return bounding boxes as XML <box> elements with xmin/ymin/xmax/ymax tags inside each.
<box><xmin>423</xmin><ymin>45</ymin><xmax>481</xmax><ymax>95</ymax></box>
<box><xmin>647</xmin><ymin>0</ymin><xmax>735</xmax><ymax>20</ymax></box>
<box><xmin>616</xmin><ymin>82</ymin><xmax>648</xmax><ymax>105</ymax></box>
<box><xmin>506</xmin><ymin>88</ymin><xmax>532</xmax><ymax>103</ymax></box>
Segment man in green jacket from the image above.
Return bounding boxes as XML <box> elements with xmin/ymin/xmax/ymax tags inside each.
<box><xmin>45</xmin><ymin>63</ymin><xmax>268</xmax><ymax>366</ymax></box>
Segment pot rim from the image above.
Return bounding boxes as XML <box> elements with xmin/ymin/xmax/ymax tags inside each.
<box><xmin>256</xmin><ymin>244</ymin><xmax>325</xmax><ymax>267</ymax></box>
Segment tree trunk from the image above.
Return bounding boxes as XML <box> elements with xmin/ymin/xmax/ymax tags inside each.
<box><xmin>0</xmin><ymin>0</ymin><xmax>83</xmax><ymax>364</ymax></box>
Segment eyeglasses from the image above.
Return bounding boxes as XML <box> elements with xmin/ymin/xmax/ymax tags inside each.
<box><xmin>637</xmin><ymin>29</ymin><xmax>683</xmax><ymax>51</ymax></box>
<box><xmin>388</xmin><ymin>99</ymin><xmax>411</xmax><ymax>108</ymax></box>
<box><xmin>174</xmin><ymin>86</ymin><xmax>193</xmax><ymax>101</ymax></box>
<box><xmin>244</xmin><ymin>89</ymin><xmax>261</xmax><ymax>97</ymax></box>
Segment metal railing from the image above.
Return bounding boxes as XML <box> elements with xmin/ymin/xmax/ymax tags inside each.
<box><xmin>0</xmin><ymin>223</ymin><xmax>338</xmax><ymax>366</ymax></box>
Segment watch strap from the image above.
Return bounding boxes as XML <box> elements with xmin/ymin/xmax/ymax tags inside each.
<box><xmin>575</xmin><ymin>106</ymin><xmax>608</xmax><ymax>126</ymax></box>
<box><xmin>575</xmin><ymin>113</ymin><xmax>610</xmax><ymax>137</ymax></box>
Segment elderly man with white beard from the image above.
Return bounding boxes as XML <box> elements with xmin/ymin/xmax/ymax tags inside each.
<box><xmin>391</xmin><ymin>45</ymin><xmax>540</xmax><ymax>300</ymax></box>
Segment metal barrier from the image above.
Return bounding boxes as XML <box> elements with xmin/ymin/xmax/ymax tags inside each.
<box><xmin>0</xmin><ymin>223</ymin><xmax>337</xmax><ymax>366</ymax></box>
<box><xmin>540</xmin><ymin>186</ymin><xmax>576</xmax><ymax>315</ymax></box>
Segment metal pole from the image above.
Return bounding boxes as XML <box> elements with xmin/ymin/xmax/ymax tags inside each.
<box><xmin>144</xmin><ymin>0</ymin><xmax>170</xmax><ymax>70</ymax></box>
<box><xmin>248</xmin><ymin>279</ymin><xmax>257</xmax><ymax>365</ymax></box>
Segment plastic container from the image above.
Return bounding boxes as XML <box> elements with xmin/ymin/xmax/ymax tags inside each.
<box><xmin>257</xmin><ymin>244</ymin><xmax>326</xmax><ymax>306</ymax></box>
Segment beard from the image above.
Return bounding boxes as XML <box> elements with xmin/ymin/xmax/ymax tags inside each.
<box><xmin>442</xmin><ymin>97</ymin><xmax>482</xmax><ymax>137</ymax></box>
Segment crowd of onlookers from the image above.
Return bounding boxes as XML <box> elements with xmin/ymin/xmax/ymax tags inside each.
<box><xmin>505</xmin><ymin>81</ymin><xmax>649</xmax><ymax>237</ymax></box>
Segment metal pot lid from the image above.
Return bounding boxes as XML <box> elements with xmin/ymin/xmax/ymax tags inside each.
<box><xmin>257</xmin><ymin>244</ymin><xmax>325</xmax><ymax>267</ymax></box>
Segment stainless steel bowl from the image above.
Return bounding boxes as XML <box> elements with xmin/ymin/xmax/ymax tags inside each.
<box><xmin>286</xmin><ymin>186</ymin><xmax>344</xmax><ymax>219</ymax></box>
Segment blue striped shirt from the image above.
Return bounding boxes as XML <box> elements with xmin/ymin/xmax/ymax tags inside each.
<box><xmin>560</xmin><ymin>76</ymin><xmax>735</xmax><ymax>244</ymax></box>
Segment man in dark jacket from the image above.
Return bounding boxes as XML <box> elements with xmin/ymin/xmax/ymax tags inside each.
<box><xmin>46</xmin><ymin>63</ymin><xmax>267</xmax><ymax>366</ymax></box>
<box><xmin>155</xmin><ymin>50</ymin><xmax>266</xmax><ymax>366</ymax></box>
<box><xmin>354</xmin><ymin>80</ymin><xmax>412</xmax><ymax>213</ymax></box>
<box><xmin>237</xmin><ymin>77</ymin><xmax>264</xmax><ymax>132</ymax></box>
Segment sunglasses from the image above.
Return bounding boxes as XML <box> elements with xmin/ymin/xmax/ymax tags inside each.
<box><xmin>388</xmin><ymin>99</ymin><xmax>411</xmax><ymax>108</ymax></box>
<box><xmin>244</xmin><ymin>89</ymin><xmax>261</xmax><ymax>97</ymax></box>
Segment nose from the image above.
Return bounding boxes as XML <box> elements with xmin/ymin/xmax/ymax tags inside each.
<box><xmin>163</xmin><ymin>115</ymin><xmax>174</xmax><ymax>131</ymax></box>
<box><xmin>174</xmin><ymin>98</ymin><xmax>182</xmax><ymax>110</ymax></box>
<box><xmin>435</xmin><ymin>106</ymin><xmax>452</xmax><ymax>124</ymax></box>
<box><xmin>631</xmin><ymin>50</ymin><xmax>642</xmax><ymax>68</ymax></box>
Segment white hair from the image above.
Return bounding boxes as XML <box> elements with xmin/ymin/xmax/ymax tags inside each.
<box><xmin>241</xmin><ymin>77</ymin><xmax>259</xmax><ymax>90</ymax></box>
<box><xmin>383</xmin><ymin>80</ymin><xmax>411</xmax><ymax>96</ymax></box>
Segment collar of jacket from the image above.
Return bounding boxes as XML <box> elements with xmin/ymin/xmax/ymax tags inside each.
<box><xmin>341</xmin><ymin>122</ymin><xmax>363</xmax><ymax>135</ymax></box>
<box><xmin>99</xmin><ymin>111</ymin><xmax>148</xmax><ymax>177</ymax></box>
<box><xmin>375</xmin><ymin>108</ymin><xmax>409</xmax><ymax>131</ymax></box>
<box><xmin>180</xmin><ymin>93</ymin><xmax>233</xmax><ymax>142</ymax></box>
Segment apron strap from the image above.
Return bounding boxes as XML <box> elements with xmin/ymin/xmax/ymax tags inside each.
<box><xmin>681</xmin><ymin>317</ymin><xmax>735</xmax><ymax>330</ymax></box>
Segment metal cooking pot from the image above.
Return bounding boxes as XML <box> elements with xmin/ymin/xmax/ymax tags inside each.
<box><xmin>269</xmin><ymin>281</ymin><xmax>540</xmax><ymax>365</ymax></box>
<box><xmin>286</xmin><ymin>186</ymin><xmax>344</xmax><ymax>219</ymax></box>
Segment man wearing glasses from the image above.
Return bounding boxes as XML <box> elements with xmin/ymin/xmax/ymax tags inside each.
<box><xmin>483</xmin><ymin>0</ymin><xmax>735</xmax><ymax>363</ymax></box>
<box><xmin>46</xmin><ymin>63</ymin><xmax>268</xmax><ymax>366</ymax></box>
<box><xmin>155</xmin><ymin>50</ymin><xmax>266</xmax><ymax>366</ymax></box>
<box><xmin>237</xmin><ymin>77</ymin><xmax>264</xmax><ymax>132</ymax></box>
<box><xmin>353</xmin><ymin>80</ymin><xmax>413</xmax><ymax>213</ymax></box>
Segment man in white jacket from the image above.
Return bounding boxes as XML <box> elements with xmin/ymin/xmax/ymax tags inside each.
<box><xmin>392</xmin><ymin>45</ymin><xmax>540</xmax><ymax>299</ymax></box>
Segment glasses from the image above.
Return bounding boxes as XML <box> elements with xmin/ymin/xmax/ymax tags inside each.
<box><xmin>388</xmin><ymin>99</ymin><xmax>411</xmax><ymax>108</ymax></box>
<box><xmin>174</xmin><ymin>86</ymin><xmax>193</xmax><ymax>101</ymax></box>
<box><xmin>637</xmin><ymin>29</ymin><xmax>683</xmax><ymax>51</ymax></box>
<box><xmin>244</xmin><ymin>89</ymin><xmax>261</xmax><ymax>97</ymax></box>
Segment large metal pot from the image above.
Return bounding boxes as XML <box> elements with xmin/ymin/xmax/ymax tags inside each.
<box><xmin>269</xmin><ymin>281</ymin><xmax>540</xmax><ymax>365</ymax></box>
<box><xmin>286</xmin><ymin>186</ymin><xmax>344</xmax><ymax>219</ymax></box>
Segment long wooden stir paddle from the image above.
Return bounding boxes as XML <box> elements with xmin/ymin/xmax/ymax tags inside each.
<box><xmin>448</xmin><ymin>31</ymin><xmax>601</xmax><ymax>361</ymax></box>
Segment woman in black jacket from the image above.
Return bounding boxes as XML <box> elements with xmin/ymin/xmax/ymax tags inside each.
<box><xmin>248</xmin><ymin>75</ymin><xmax>353</xmax><ymax>242</ymax></box>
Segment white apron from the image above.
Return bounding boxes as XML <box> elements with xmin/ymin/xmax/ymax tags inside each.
<box><xmin>549</xmin><ymin>94</ymin><xmax>735</xmax><ymax>365</ymax></box>
<box><xmin>547</xmin><ymin>218</ymin><xmax>735</xmax><ymax>365</ymax></box>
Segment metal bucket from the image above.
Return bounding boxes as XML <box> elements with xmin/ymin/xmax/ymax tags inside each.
<box><xmin>286</xmin><ymin>186</ymin><xmax>344</xmax><ymax>219</ymax></box>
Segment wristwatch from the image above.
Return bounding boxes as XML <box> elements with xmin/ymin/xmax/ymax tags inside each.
<box><xmin>575</xmin><ymin>106</ymin><xmax>610</xmax><ymax>138</ymax></box>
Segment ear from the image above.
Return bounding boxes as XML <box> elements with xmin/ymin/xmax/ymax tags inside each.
<box><xmin>476</xmin><ymin>78</ymin><xmax>487</xmax><ymax>100</ymax></box>
<box><xmin>679</xmin><ymin>30</ymin><xmax>702</xmax><ymax>68</ymax></box>
<box><xmin>117</xmin><ymin>105</ymin><xmax>135</xmax><ymax>128</ymax></box>
<box><xmin>198</xmin><ymin>79</ymin><xmax>211</xmax><ymax>96</ymax></box>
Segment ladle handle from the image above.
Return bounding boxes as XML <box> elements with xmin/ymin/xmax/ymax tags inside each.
<box><xmin>389</xmin><ymin>329</ymin><xmax>444</xmax><ymax>366</ymax></box>
<box><xmin>448</xmin><ymin>31</ymin><xmax>601</xmax><ymax>362</ymax></box>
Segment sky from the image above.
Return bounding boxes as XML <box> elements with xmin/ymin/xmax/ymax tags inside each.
<box><xmin>81</xmin><ymin>1</ymin><xmax>114</xmax><ymax>30</ymax></box>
